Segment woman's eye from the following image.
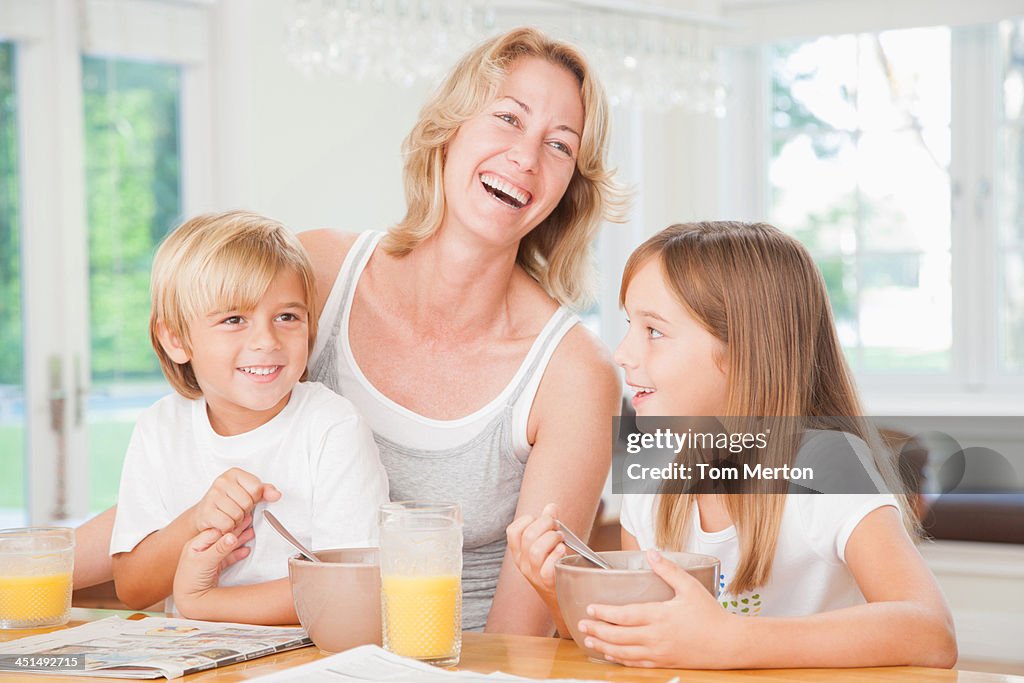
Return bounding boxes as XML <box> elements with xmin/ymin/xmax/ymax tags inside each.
<box><xmin>548</xmin><ymin>140</ymin><xmax>572</xmax><ymax>157</ymax></box>
<box><xmin>496</xmin><ymin>112</ymin><xmax>520</xmax><ymax>127</ymax></box>
<box><xmin>647</xmin><ymin>327</ymin><xmax>663</xmax><ymax>339</ymax></box>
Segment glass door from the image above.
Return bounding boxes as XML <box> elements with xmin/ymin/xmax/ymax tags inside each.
<box><xmin>0</xmin><ymin>41</ymin><xmax>26</xmax><ymax>527</ymax></box>
<box><xmin>81</xmin><ymin>56</ymin><xmax>181</xmax><ymax>513</ymax></box>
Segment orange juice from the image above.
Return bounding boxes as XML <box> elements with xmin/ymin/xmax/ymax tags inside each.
<box><xmin>381</xmin><ymin>574</ymin><xmax>460</xmax><ymax>659</ymax></box>
<box><xmin>0</xmin><ymin>572</ymin><xmax>72</xmax><ymax>624</ymax></box>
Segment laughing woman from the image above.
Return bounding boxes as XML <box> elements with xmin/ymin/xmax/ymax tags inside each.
<box><xmin>73</xmin><ymin>28</ymin><xmax>625</xmax><ymax>635</ymax></box>
<box><xmin>300</xmin><ymin>28</ymin><xmax>626</xmax><ymax>634</ymax></box>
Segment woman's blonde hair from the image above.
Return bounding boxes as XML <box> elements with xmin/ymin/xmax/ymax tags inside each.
<box><xmin>383</xmin><ymin>26</ymin><xmax>628</xmax><ymax>308</ymax></box>
<box><xmin>149</xmin><ymin>210</ymin><xmax>318</xmax><ymax>399</ymax></box>
<box><xmin>620</xmin><ymin>221</ymin><xmax>916</xmax><ymax>594</ymax></box>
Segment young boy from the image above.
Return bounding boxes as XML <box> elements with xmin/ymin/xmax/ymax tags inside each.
<box><xmin>110</xmin><ymin>210</ymin><xmax>389</xmax><ymax>624</ymax></box>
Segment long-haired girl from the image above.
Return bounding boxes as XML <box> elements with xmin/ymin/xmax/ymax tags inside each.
<box><xmin>507</xmin><ymin>221</ymin><xmax>956</xmax><ymax>669</ymax></box>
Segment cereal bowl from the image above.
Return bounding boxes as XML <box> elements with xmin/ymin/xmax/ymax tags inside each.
<box><xmin>288</xmin><ymin>547</ymin><xmax>381</xmax><ymax>652</ymax></box>
<box><xmin>554</xmin><ymin>550</ymin><xmax>720</xmax><ymax>663</ymax></box>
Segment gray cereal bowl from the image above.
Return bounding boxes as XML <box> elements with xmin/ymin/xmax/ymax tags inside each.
<box><xmin>554</xmin><ymin>550</ymin><xmax>720</xmax><ymax>663</ymax></box>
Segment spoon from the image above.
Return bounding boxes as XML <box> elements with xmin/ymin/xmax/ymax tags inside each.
<box><xmin>263</xmin><ymin>510</ymin><xmax>320</xmax><ymax>563</ymax></box>
<box><xmin>555</xmin><ymin>519</ymin><xmax>611</xmax><ymax>569</ymax></box>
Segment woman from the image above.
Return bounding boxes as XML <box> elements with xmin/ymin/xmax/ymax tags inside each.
<box><xmin>300</xmin><ymin>27</ymin><xmax>625</xmax><ymax>634</ymax></box>
<box><xmin>75</xmin><ymin>27</ymin><xmax>626</xmax><ymax>635</ymax></box>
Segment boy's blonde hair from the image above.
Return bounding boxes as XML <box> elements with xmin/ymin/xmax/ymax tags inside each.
<box><xmin>620</xmin><ymin>222</ymin><xmax>916</xmax><ymax>594</ymax></box>
<box><xmin>383</xmin><ymin>26</ymin><xmax>628</xmax><ymax>308</ymax></box>
<box><xmin>150</xmin><ymin>210</ymin><xmax>318</xmax><ymax>399</ymax></box>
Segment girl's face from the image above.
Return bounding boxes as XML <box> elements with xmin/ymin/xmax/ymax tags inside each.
<box><xmin>440</xmin><ymin>56</ymin><xmax>584</xmax><ymax>248</ymax></box>
<box><xmin>614</xmin><ymin>258</ymin><xmax>729</xmax><ymax>417</ymax></box>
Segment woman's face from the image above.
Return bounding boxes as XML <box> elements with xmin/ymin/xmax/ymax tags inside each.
<box><xmin>441</xmin><ymin>56</ymin><xmax>584</xmax><ymax>248</ymax></box>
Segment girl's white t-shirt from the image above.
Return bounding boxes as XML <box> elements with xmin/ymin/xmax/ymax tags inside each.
<box><xmin>619</xmin><ymin>432</ymin><xmax>902</xmax><ymax>618</ymax></box>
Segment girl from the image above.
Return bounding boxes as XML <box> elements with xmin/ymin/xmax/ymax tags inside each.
<box><xmin>507</xmin><ymin>221</ymin><xmax>956</xmax><ymax>669</ymax></box>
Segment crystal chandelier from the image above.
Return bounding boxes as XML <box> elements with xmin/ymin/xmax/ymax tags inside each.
<box><xmin>283</xmin><ymin>0</ymin><xmax>730</xmax><ymax>114</ymax></box>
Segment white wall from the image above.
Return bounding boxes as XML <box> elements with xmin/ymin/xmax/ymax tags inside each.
<box><xmin>207</xmin><ymin>0</ymin><xmax>427</xmax><ymax>233</ymax></box>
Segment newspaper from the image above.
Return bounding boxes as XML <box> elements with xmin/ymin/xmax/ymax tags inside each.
<box><xmin>252</xmin><ymin>645</ymin><xmax>632</xmax><ymax>683</ymax></box>
<box><xmin>0</xmin><ymin>616</ymin><xmax>311</xmax><ymax>679</ymax></box>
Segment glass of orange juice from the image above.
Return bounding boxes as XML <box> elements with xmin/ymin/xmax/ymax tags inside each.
<box><xmin>0</xmin><ymin>527</ymin><xmax>74</xmax><ymax>629</ymax></box>
<box><xmin>379</xmin><ymin>502</ymin><xmax>462</xmax><ymax>666</ymax></box>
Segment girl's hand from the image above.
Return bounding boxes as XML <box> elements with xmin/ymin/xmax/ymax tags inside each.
<box><xmin>505</xmin><ymin>503</ymin><xmax>568</xmax><ymax>604</ymax></box>
<box><xmin>172</xmin><ymin>528</ymin><xmax>248</xmax><ymax>617</ymax></box>
<box><xmin>578</xmin><ymin>549</ymin><xmax>739</xmax><ymax>669</ymax></box>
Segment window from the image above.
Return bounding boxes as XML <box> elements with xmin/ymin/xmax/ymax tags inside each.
<box><xmin>768</xmin><ymin>28</ymin><xmax>952</xmax><ymax>373</ymax></box>
<box><xmin>0</xmin><ymin>42</ymin><xmax>24</xmax><ymax>526</ymax></box>
<box><xmin>82</xmin><ymin>56</ymin><xmax>181</xmax><ymax>512</ymax></box>
<box><xmin>744</xmin><ymin>18</ymin><xmax>1024</xmax><ymax>396</ymax></box>
<box><xmin>999</xmin><ymin>19</ymin><xmax>1024</xmax><ymax>373</ymax></box>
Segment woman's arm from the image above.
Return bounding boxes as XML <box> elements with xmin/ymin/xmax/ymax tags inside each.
<box><xmin>487</xmin><ymin>327</ymin><xmax>621</xmax><ymax>635</ymax></box>
<box><xmin>580</xmin><ymin>506</ymin><xmax>958</xmax><ymax>669</ymax></box>
<box><xmin>73</xmin><ymin>506</ymin><xmax>117</xmax><ymax>589</ymax></box>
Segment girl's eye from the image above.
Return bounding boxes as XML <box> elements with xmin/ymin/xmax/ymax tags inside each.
<box><xmin>648</xmin><ymin>327</ymin><xmax>664</xmax><ymax>339</ymax></box>
<box><xmin>496</xmin><ymin>112</ymin><xmax>521</xmax><ymax>127</ymax></box>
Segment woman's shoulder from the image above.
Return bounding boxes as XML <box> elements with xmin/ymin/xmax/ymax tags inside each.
<box><xmin>298</xmin><ymin>229</ymin><xmax>364</xmax><ymax>308</ymax></box>
<box><xmin>535</xmin><ymin>319</ymin><xmax>621</xmax><ymax>419</ymax></box>
<box><xmin>298</xmin><ymin>228</ymin><xmax>361</xmax><ymax>270</ymax></box>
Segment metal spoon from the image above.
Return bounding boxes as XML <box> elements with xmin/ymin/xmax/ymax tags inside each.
<box><xmin>555</xmin><ymin>519</ymin><xmax>611</xmax><ymax>569</ymax></box>
<box><xmin>263</xmin><ymin>510</ymin><xmax>320</xmax><ymax>563</ymax></box>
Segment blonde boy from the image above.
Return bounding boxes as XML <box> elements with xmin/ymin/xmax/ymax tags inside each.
<box><xmin>110</xmin><ymin>211</ymin><xmax>388</xmax><ymax>624</ymax></box>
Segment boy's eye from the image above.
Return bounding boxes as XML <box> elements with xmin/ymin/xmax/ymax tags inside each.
<box><xmin>221</xmin><ymin>315</ymin><xmax>244</xmax><ymax>325</ymax></box>
<box><xmin>648</xmin><ymin>327</ymin><xmax>664</xmax><ymax>339</ymax></box>
<box><xmin>276</xmin><ymin>312</ymin><xmax>301</xmax><ymax>322</ymax></box>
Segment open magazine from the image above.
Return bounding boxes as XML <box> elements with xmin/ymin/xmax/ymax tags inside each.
<box><xmin>0</xmin><ymin>616</ymin><xmax>311</xmax><ymax>679</ymax></box>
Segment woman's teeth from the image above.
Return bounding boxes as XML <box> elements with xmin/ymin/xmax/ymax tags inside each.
<box><xmin>480</xmin><ymin>174</ymin><xmax>530</xmax><ymax>208</ymax></box>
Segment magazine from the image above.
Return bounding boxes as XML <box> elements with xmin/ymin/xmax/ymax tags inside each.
<box><xmin>0</xmin><ymin>616</ymin><xmax>311</xmax><ymax>679</ymax></box>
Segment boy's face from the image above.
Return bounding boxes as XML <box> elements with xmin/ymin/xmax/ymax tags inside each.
<box><xmin>173</xmin><ymin>270</ymin><xmax>309</xmax><ymax>436</ymax></box>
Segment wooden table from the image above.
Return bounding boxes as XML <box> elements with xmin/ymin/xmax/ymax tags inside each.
<box><xmin>1</xmin><ymin>609</ymin><xmax>1020</xmax><ymax>682</ymax></box>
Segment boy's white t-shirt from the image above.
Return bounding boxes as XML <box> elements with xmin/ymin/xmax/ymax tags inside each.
<box><xmin>110</xmin><ymin>381</ymin><xmax>389</xmax><ymax>608</ymax></box>
<box><xmin>619</xmin><ymin>431</ymin><xmax>903</xmax><ymax>617</ymax></box>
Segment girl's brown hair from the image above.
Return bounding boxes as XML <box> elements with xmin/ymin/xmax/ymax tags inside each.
<box><xmin>620</xmin><ymin>221</ymin><xmax>915</xmax><ymax>594</ymax></box>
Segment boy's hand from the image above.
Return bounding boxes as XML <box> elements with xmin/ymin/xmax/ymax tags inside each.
<box><xmin>191</xmin><ymin>467</ymin><xmax>281</xmax><ymax>535</ymax></box>
<box><xmin>173</xmin><ymin>528</ymin><xmax>242</xmax><ymax>616</ymax></box>
<box><xmin>506</xmin><ymin>502</ymin><xmax>567</xmax><ymax>604</ymax></box>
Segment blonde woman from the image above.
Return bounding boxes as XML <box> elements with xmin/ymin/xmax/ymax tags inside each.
<box><xmin>299</xmin><ymin>27</ymin><xmax>625</xmax><ymax>634</ymax></box>
<box><xmin>508</xmin><ymin>222</ymin><xmax>957</xmax><ymax>668</ymax></box>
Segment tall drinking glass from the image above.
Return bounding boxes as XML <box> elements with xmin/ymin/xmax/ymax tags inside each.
<box><xmin>0</xmin><ymin>527</ymin><xmax>74</xmax><ymax>629</ymax></box>
<box><xmin>379</xmin><ymin>501</ymin><xmax>462</xmax><ymax>666</ymax></box>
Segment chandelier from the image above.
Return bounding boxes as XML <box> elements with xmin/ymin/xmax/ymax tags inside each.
<box><xmin>283</xmin><ymin>0</ymin><xmax>731</xmax><ymax>114</ymax></box>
